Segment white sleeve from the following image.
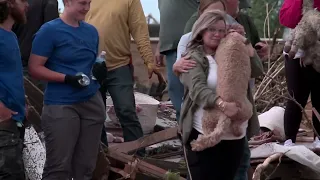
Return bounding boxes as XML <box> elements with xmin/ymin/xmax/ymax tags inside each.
<box><xmin>176</xmin><ymin>33</ymin><xmax>191</xmax><ymax>62</ymax></box>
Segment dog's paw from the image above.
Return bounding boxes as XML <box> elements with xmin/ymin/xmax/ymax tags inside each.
<box><xmin>197</xmin><ymin>134</ymin><xmax>205</xmax><ymax>141</ymax></box>
<box><xmin>190</xmin><ymin>140</ymin><xmax>204</xmax><ymax>152</ymax></box>
<box><xmin>190</xmin><ymin>135</ymin><xmax>207</xmax><ymax>151</ymax></box>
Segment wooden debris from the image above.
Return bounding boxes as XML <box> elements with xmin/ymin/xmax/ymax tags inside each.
<box><xmin>110</xmin><ymin>167</ymin><xmax>131</xmax><ymax>179</ymax></box>
<box><xmin>24</xmin><ymin>77</ymin><xmax>43</xmax><ymax>132</ymax></box>
<box><xmin>110</xmin><ymin>127</ymin><xmax>178</xmax><ymax>153</ymax></box>
<box><xmin>92</xmin><ymin>145</ymin><xmax>110</xmax><ymax>180</ymax></box>
<box><xmin>24</xmin><ymin>77</ymin><xmax>186</xmax><ymax>179</ymax></box>
<box><xmin>123</xmin><ymin>159</ymin><xmax>139</xmax><ymax>179</ymax></box>
<box><xmin>106</xmin><ymin>150</ymin><xmax>186</xmax><ymax>180</ymax></box>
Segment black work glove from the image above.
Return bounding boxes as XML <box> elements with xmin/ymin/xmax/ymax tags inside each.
<box><xmin>92</xmin><ymin>61</ymin><xmax>108</xmax><ymax>85</ymax></box>
<box><xmin>64</xmin><ymin>74</ymin><xmax>85</xmax><ymax>88</ymax></box>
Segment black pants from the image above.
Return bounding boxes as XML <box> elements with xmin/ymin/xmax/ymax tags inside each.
<box><xmin>99</xmin><ymin>65</ymin><xmax>143</xmax><ymax>143</ymax></box>
<box><xmin>185</xmin><ymin>129</ymin><xmax>245</xmax><ymax>180</ymax></box>
<box><xmin>284</xmin><ymin>57</ymin><xmax>320</xmax><ymax>142</ymax></box>
<box><xmin>99</xmin><ymin>87</ymin><xmax>108</xmax><ymax>147</ymax></box>
<box><xmin>0</xmin><ymin>120</ymin><xmax>25</xmax><ymax>180</ymax></box>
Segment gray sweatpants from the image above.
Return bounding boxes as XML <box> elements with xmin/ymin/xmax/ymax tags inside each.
<box><xmin>41</xmin><ymin>92</ymin><xmax>105</xmax><ymax>180</ymax></box>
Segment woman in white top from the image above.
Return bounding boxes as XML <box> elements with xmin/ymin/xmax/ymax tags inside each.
<box><xmin>178</xmin><ymin>9</ymin><xmax>255</xmax><ymax>180</ymax></box>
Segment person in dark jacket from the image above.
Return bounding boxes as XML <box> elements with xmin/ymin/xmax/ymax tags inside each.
<box><xmin>279</xmin><ymin>0</ymin><xmax>320</xmax><ymax>148</ymax></box>
<box><xmin>12</xmin><ymin>0</ymin><xmax>59</xmax><ymax>91</ymax></box>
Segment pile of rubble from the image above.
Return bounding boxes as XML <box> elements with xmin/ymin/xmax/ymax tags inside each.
<box><xmin>24</xmin><ymin>77</ymin><xmax>187</xmax><ymax>180</ymax></box>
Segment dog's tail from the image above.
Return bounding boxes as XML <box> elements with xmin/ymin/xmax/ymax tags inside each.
<box><xmin>191</xmin><ymin>116</ymin><xmax>231</xmax><ymax>151</ymax></box>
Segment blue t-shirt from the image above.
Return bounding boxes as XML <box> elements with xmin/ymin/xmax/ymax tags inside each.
<box><xmin>0</xmin><ymin>28</ymin><xmax>25</xmax><ymax>122</ymax></box>
<box><xmin>32</xmin><ymin>18</ymin><xmax>100</xmax><ymax>105</ymax></box>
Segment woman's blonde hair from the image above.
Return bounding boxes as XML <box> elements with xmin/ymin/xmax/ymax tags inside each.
<box><xmin>199</xmin><ymin>0</ymin><xmax>227</xmax><ymax>15</ymax></box>
<box><xmin>186</xmin><ymin>9</ymin><xmax>227</xmax><ymax>52</ymax></box>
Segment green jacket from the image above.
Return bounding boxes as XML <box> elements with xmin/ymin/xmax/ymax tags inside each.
<box><xmin>179</xmin><ymin>46</ymin><xmax>263</xmax><ymax>145</ymax></box>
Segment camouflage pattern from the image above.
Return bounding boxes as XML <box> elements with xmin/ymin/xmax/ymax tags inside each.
<box><xmin>0</xmin><ymin>120</ymin><xmax>25</xmax><ymax>180</ymax></box>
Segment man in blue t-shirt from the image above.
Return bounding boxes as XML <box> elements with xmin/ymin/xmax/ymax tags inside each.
<box><xmin>28</xmin><ymin>1</ymin><xmax>106</xmax><ymax>178</ymax></box>
<box><xmin>0</xmin><ymin>0</ymin><xmax>29</xmax><ymax>178</ymax></box>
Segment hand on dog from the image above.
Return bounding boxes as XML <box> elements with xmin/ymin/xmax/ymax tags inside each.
<box><xmin>216</xmin><ymin>98</ymin><xmax>239</xmax><ymax>120</ymax></box>
<box><xmin>255</xmin><ymin>42</ymin><xmax>269</xmax><ymax>58</ymax></box>
<box><xmin>223</xmin><ymin>101</ymin><xmax>239</xmax><ymax>120</ymax></box>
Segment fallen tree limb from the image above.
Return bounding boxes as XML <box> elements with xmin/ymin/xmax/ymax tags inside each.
<box><xmin>252</xmin><ymin>152</ymin><xmax>284</xmax><ymax>180</ymax></box>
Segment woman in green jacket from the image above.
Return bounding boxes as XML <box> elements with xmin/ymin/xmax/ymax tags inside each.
<box><xmin>179</xmin><ymin>9</ymin><xmax>255</xmax><ymax>180</ymax></box>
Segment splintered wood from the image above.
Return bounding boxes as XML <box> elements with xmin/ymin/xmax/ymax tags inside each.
<box><xmin>110</xmin><ymin>127</ymin><xmax>178</xmax><ymax>153</ymax></box>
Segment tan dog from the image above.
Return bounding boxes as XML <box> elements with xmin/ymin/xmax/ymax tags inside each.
<box><xmin>190</xmin><ymin>32</ymin><xmax>253</xmax><ymax>151</ymax></box>
<box><xmin>284</xmin><ymin>0</ymin><xmax>320</xmax><ymax>72</ymax></box>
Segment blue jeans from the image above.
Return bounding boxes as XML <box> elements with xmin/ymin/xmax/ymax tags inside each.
<box><xmin>163</xmin><ymin>50</ymin><xmax>184</xmax><ymax>121</ymax></box>
<box><xmin>234</xmin><ymin>137</ymin><xmax>250</xmax><ymax>180</ymax></box>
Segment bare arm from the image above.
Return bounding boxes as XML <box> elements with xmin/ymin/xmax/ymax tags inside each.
<box><xmin>173</xmin><ymin>33</ymin><xmax>196</xmax><ymax>76</ymax></box>
<box><xmin>28</xmin><ymin>55</ymin><xmax>65</xmax><ymax>82</ymax></box>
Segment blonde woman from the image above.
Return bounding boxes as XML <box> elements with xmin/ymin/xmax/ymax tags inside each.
<box><xmin>179</xmin><ymin>10</ymin><xmax>254</xmax><ymax>180</ymax></box>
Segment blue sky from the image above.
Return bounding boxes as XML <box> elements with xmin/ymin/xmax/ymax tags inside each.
<box><xmin>58</xmin><ymin>0</ymin><xmax>160</xmax><ymax>22</ymax></box>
